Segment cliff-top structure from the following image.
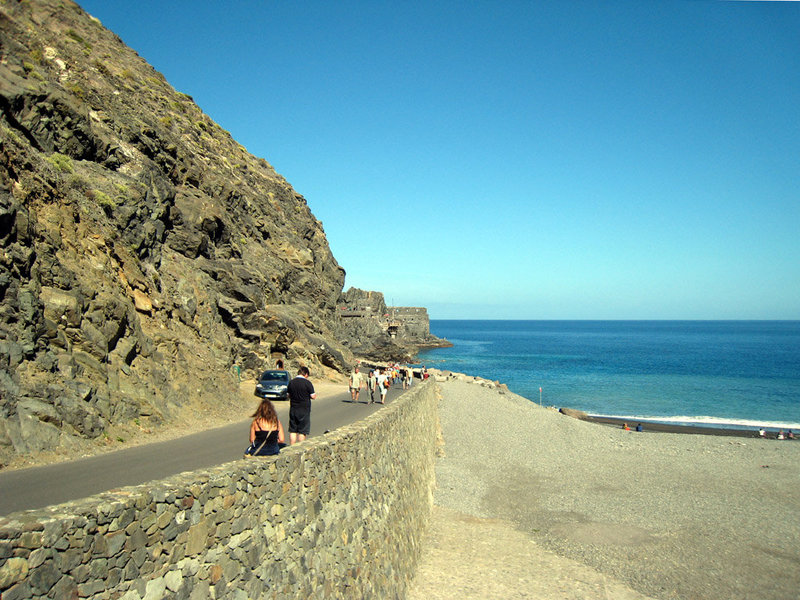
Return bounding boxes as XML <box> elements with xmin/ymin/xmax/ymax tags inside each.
<box><xmin>0</xmin><ymin>0</ymin><xmax>443</xmax><ymax>466</ymax></box>
<box><xmin>336</xmin><ymin>288</ymin><xmax>450</xmax><ymax>361</ymax></box>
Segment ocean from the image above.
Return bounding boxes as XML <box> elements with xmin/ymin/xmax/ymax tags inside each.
<box><xmin>416</xmin><ymin>320</ymin><xmax>800</xmax><ymax>431</ymax></box>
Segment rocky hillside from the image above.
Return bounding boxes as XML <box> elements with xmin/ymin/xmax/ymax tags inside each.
<box><xmin>0</xmin><ymin>0</ymin><xmax>432</xmax><ymax>465</ymax></box>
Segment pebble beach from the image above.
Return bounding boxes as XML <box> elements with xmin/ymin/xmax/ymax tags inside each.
<box><xmin>409</xmin><ymin>376</ymin><xmax>800</xmax><ymax>600</ymax></box>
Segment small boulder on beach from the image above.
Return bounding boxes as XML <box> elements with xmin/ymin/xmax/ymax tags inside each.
<box><xmin>558</xmin><ymin>407</ymin><xmax>589</xmax><ymax>420</ymax></box>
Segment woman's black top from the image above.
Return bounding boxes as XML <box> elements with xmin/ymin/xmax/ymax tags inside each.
<box><xmin>252</xmin><ymin>428</ymin><xmax>280</xmax><ymax>455</ymax></box>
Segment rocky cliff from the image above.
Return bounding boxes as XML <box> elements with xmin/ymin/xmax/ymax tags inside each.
<box><xmin>0</xmin><ymin>0</ymin><xmax>428</xmax><ymax>465</ymax></box>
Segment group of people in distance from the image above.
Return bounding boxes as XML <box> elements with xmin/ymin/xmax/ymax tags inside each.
<box><xmin>759</xmin><ymin>428</ymin><xmax>795</xmax><ymax>440</ymax></box>
<box><xmin>348</xmin><ymin>363</ymin><xmax>417</xmax><ymax>404</ymax></box>
<box><xmin>245</xmin><ymin>364</ymin><xmax>316</xmax><ymax>458</ymax></box>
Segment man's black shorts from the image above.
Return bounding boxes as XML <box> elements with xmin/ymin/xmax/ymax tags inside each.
<box><xmin>289</xmin><ymin>408</ymin><xmax>311</xmax><ymax>435</ymax></box>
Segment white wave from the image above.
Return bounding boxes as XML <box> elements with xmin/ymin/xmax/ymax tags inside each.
<box><xmin>587</xmin><ymin>414</ymin><xmax>800</xmax><ymax>431</ymax></box>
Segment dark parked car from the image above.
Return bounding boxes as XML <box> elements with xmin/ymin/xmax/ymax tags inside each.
<box><xmin>254</xmin><ymin>370</ymin><xmax>290</xmax><ymax>400</ymax></box>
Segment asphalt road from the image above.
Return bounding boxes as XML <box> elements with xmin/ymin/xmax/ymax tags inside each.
<box><xmin>0</xmin><ymin>382</ymin><xmax>405</xmax><ymax>517</ymax></box>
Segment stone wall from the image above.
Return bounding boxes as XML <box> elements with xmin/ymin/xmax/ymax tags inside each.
<box><xmin>0</xmin><ymin>382</ymin><xmax>439</xmax><ymax>599</ymax></box>
<box><xmin>392</xmin><ymin>307</ymin><xmax>431</xmax><ymax>339</ymax></box>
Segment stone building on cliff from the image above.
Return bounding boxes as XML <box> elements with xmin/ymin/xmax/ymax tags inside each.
<box><xmin>335</xmin><ymin>288</ymin><xmax>450</xmax><ymax>361</ymax></box>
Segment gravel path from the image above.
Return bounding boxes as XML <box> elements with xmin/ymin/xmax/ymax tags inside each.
<box><xmin>408</xmin><ymin>379</ymin><xmax>800</xmax><ymax>600</ymax></box>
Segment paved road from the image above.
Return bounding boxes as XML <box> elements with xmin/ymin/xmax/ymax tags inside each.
<box><xmin>0</xmin><ymin>382</ymin><xmax>407</xmax><ymax>516</ymax></box>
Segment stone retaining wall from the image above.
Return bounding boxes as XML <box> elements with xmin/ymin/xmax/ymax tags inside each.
<box><xmin>0</xmin><ymin>381</ymin><xmax>439</xmax><ymax>599</ymax></box>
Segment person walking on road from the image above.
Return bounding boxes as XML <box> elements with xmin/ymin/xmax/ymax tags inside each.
<box><xmin>288</xmin><ymin>366</ymin><xmax>316</xmax><ymax>445</ymax></box>
<box><xmin>349</xmin><ymin>366</ymin><xmax>365</xmax><ymax>403</ymax></box>
<box><xmin>402</xmin><ymin>366</ymin><xmax>412</xmax><ymax>389</ymax></box>
<box><xmin>376</xmin><ymin>368</ymin><xmax>390</xmax><ymax>404</ymax></box>
<box><xmin>367</xmin><ymin>369</ymin><xmax>376</xmax><ymax>402</ymax></box>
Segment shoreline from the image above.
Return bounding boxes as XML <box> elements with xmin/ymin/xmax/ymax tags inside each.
<box><xmin>414</xmin><ymin>339</ymin><xmax>454</xmax><ymax>350</ymax></box>
<box><xmin>582</xmin><ymin>414</ymin><xmax>796</xmax><ymax>439</ymax></box>
<box><xmin>425</xmin><ymin>368</ymin><xmax>798</xmax><ymax>440</ymax></box>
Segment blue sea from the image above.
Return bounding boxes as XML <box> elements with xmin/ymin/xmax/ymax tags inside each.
<box><xmin>416</xmin><ymin>321</ymin><xmax>800</xmax><ymax>431</ymax></box>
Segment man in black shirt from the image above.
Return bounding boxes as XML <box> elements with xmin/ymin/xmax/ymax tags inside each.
<box><xmin>287</xmin><ymin>366</ymin><xmax>316</xmax><ymax>444</ymax></box>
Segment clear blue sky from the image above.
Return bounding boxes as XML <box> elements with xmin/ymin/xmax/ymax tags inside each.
<box><xmin>78</xmin><ymin>1</ymin><xmax>799</xmax><ymax>320</ymax></box>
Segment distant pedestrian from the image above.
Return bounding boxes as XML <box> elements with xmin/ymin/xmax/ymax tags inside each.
<box><xmin>368</xmin><ymin>369</ymin><xmax>376</xmax><ymax>403</ymax></box>
<box><xmin>376</xmin><ymin>368</ymin><xmax>389</xmax><ymax>404</ymax></box>
<box><xmin>759</xmin><ymin>428</ymin><xmax>766</xmax><ymax>438</ymax></box>
<box><xmin>636</xmin><ymin>423</ymin><xmax>643</xmax><ymax>432</ymax></box>
<box><xmin>402</xmin><ymin>367</ymin><xmax>411</xmax><ymax>389</ymax></box>
<box><xmin>288</xmin><ymin>366</ymin><xmax>316</xmax><ymax>445</ymax></box>
<box><xmin>276</xmin><ymin>359</ymin><xmax>284</xmax><ymax>369</ymax></box>
<box><xmin>244</xmin><ymin>398</ymin><xmax>284</xmax><ymax>457</ymax></box>
<box><xmin>349</xmin><ymin>366</ymin><xmax>364</xmax><ymax>403</ymax></box>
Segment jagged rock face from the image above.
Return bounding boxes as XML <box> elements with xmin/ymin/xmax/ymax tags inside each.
<box><xmin>0</xmin><ymin>0</ymin><xmax>351</xmax><ymax>464</ymax></box>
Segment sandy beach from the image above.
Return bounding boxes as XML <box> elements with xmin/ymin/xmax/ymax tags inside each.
<box><xmin>409</xmin><ymin>378</ymin><xmax>800</xmax><ymax>600</ymax></box>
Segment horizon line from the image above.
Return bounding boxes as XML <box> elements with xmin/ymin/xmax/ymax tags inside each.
<box><xmin>428</xmin><ymin>318</ymin><xmax>800</xmax><ymax>322</ymax></box>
